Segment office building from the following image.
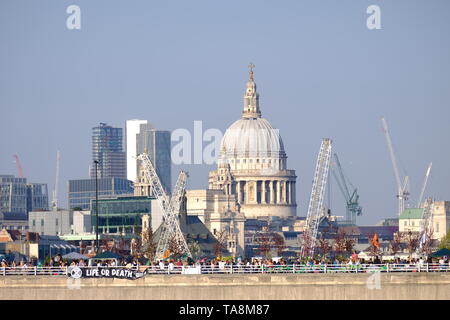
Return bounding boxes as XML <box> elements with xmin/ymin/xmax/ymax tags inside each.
<box><xmin>26</xmin><ymin>183</ymin><xmax>49</xmax><ymax>212</ymax></box>
<box><xmin>68</xmin><ymin>177</ymin><xmax>133</xmax><ymax>210</ymax></box>
<box><xmin>72</xmin><ymin>210</ymin><xmax>92</xmax><ymax>235</ymax></box>
<box><xmin>0</xmin><ymin>175</ymin><xmax>27</xmax><ymax>214</ymax></box>
<box><xmin>0</xmin><ymin>212</ymin><xmax>29</xmax><ymax>231</ymax></box>
<box><xmin>28</xmin><ymin>210</ymin><xmax>73</xmax><ymax>236</ymax></box>
<box><xmin>91</xmin><ymin>195</ymin><xmax>161</xmax><ymax>235</ymax></box>
<box><xmin>125</xmin><ymin>119</ymin><xmax>148</xmax><ymax>182</ymax></box>
<box><xmin>135</xmin><ymin>123</ymin><xmax>172</xmax><ymax>194</ymax></box>
<box><xmin>90</xmin><ymin>123</ymin><xmax>127</xmax><ymax>179</ymax></box>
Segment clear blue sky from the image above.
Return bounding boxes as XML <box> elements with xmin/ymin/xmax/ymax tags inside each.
<box><xmin>1</xmin><ymin>0</ymin><xmax>449</xmax><ymax>225</ymax></box>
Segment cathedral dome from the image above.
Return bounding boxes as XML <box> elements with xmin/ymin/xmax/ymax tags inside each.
<box><xmin>216</xmin><ymin>64</ymin><xmax>287</xmax><ymax>171</ymax></box>
<box><xmin>220</xmin><ymin>117</ymin><xmax>285</xmax><ymax>159</ymax></box>
<box><xmin>208</xmin><ymin>64</ymin><xmax>297</xmax><ymax>219</ymax></box>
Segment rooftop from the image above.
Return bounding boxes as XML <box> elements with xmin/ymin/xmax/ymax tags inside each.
<box><xmin>399</xmin><ymin>208</ymin><xmax>424</xmax><ymax>220</ymax></box>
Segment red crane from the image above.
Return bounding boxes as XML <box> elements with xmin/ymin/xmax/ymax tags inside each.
<box><xmin>13</xmin><ymin>154</ymin><xmax>24</xmax><ymax>177</ymax></box>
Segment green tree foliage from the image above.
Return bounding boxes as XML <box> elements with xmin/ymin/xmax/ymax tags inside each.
<box><xmin>439</xmin><ymin>231</ymin><xmax>450</xmax><ymax>250</ymax></box>
<box><xmin>188</xmin><ymin>240</ymin><xmax>201</xmax><ymax>259</ymax></box>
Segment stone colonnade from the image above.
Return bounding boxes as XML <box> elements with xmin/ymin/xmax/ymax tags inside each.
<box><xmin>234</xmin><ymin>180</ymin><xmax>295</xmax><ymax>205</ymax></box>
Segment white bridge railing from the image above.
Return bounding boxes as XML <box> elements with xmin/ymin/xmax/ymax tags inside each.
<box><xmin>0</xmin><ymin>263</ymin><xmax>449</xmax><ymax>276</ymax></box>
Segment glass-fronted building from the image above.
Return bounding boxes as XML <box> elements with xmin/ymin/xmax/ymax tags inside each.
<box><xmin>68</xmin><ymin>178</ymin><xmax>133</xmax><ymax>210</ymax></box>
<box><xmin>0</xmin><ymin>175</ymin><xmax>27</xmax><ymax>214</ymax></box>
<box><xmin>91</xmin><ymin>196</ymin><xmax>154</xmax><ymax>235</ymax></box>
<box><xmin>136</xmin><ymin>124</ymin><xmax>172</xmax><ymax>193</ymax></box>
<box><xmin>90</xmin><ymin>123</ymin><xmax>127</xmax><ymax>179</ymax></box>
<box><xmin>26</xmin><ymin>183</ymin><xmax>49</xmax><ymax>212</ymax></box>
<box><xmin>125</xmin><ymin>119</ymin><xmax>148</xmax><ymax>182</ymax></box>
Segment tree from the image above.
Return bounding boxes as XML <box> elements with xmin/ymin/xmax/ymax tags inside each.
<box><xmin>404</xmin><ymin>231</ymin><xmax>419</xmax><ymax>259</ymax></box>
<box><xmin>419</xmin><ymin>228</ymin><xmax>435</xmax><ymax>256</ymax></box>
<box><xmin>368</xmin><ymin>233</ymin><xmax>381</xmax><ymax>258</ymax></box>
<box><xmin>344</xmin><ymin>237</ymin><xmax>355</xmax><ymax>253</ymax></box>
<box><xmin>141</xmin><ymin>226</ymin><xmax>157</xmax><ymax>261</ymax></box>
<box><xmin>167</xmin><ymin>236</ymin><xmax>185</xmax><ymax>259</ymax></box>
<box><xmin>255</xmin><ymin>232</ymin><xmax>274</xmax><ymax>258</ymax></box>
<box><xmin>389</xmin><ymin>233</ymin><xmax>402</xmax><ymax>256</ymax></box>
<box><xmin>130</xmin><ymin>238</ymin><xmax>142</xmax><ymax>258</ymax></box>
<box><xmin>439</xmin><ymin>231</ymin><xmax>450</xmax><ymax>250</ymax></box>
<box><xmin>188</xmin><ymin>240</ymin><xmax>201</xmax><ymax>259</ymax></box>
<box><xmin>298</xmin><ymin>232</ymin><xmax>315</xmax><ymax>259</ymax></box>
<box><xmin>333</xmin><ymin>230</ymin><xmax>348</xmax><ymax>254</ymax></box>
<box><xmin>213</xmin><ymin>230</ymin><xmax>228</xmax><ymax>258</ymax></box>
<box><xmin>317</xmin><ymin>237</ymin><xmax>332</xmax><ymax>258</ymax></box>
<box><xmin>272</xmin><ymin>233</ymin><xmax>286</xmax><ymax>257</ymax></box>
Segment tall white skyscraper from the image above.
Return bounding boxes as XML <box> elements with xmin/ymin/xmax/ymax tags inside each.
<box><xmin>125</xmin><ymin>119</ymin><xmax>148</xmax><ymax>182</ymax></box>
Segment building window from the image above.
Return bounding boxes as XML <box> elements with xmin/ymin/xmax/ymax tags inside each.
<box><xmin>56</xmin><ymin>219</ymin><xmax>58</xmax><ymax>226</ymax></box>
<box><xmin>32</xmin><ymin>220</ymin><xmax>35</xmax><ymax>227</ymax></box>
<box><xmin>41</xmin><ymin>219</ymin><xmax>44</xmax><ymax>227</ymax></box>
<box><xmin>436</xmin><ymin>222</ymin><xmax>440</xmax><ymax>233</ymax></box>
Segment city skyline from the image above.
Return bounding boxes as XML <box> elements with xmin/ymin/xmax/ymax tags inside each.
<box><xmin>1</xmin><ymin>1</ymin><xmax>450</xmax><ymax>225</ymax></box>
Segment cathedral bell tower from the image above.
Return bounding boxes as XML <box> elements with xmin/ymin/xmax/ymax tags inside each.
<box><xmin>242</xmin><ymin>63</ymin><xmax>261</xmax><ymax>119</ymax></box>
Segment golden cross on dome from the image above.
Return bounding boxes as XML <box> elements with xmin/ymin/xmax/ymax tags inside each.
<box><xmin>248</xmin><ymin>63</ymin><xmax>255</xmax><ymax>80</ymax></box>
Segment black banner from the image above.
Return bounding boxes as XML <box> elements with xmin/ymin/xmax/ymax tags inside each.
<box><xmin>68</xmin><ymin>267</ymin><xmax>147</xmax><ymax>280</ymax></box>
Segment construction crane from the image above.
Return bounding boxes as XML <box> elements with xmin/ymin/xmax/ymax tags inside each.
<box><xmin>13</xmin><ymin>155</ymin><xmax>24</xmax><ymax>178</ymax></box>
<box><xmin>137</xmin><ymin>153</ymin><xmax>191</xmax><ymax>260</ymax></box>
<box><xmin>418</xmin><ymin>197</ymin><xmax>433</xmax><ymax>253</ymax></box>
<box><xmin>332</xmin><ymin>153</ymin><xmax>362</xmax><ymax>225</ymax></box>
<box><xmin>381</xmin><ymin>117</ymin><xmax>409</xmax><ymax>216</ymax></box>
<box><xmin>51</xmin><ymin>151</ymin><xmax>60</xmax><ymax>210</ymax></box>
<box><xmin>300</xmin><ymin>138</ymin><xmax>332</xmax><ymax>258</ymax></box>
<box><xmin>417</xmin><ymin>162</ymin><xmax>432</xmax><ymax>208</ymax></box>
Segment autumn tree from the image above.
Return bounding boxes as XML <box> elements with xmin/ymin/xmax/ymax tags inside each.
<box><xmin>298</xmin><ymin>232</ymin><xmax>315</xmax><ymax>260</ymax></box>
<box><xmin>404</xmin><ymin>231</ymin><xmax>419</xmax><ymax>259</ymax></box>
<box><xmin>167</xmin><ymin>236</ymin><xmax>185</xmax><ymax>259</ymax></box>
<box><xmin>419</xmin><ymin>228</ymin><xmax>435</xmax><ymax>256</ymax></box>
<box><xmin>130</xmin><ymin>238</ymin><xmax>142</xmax><ymax>258</ymax></box>
<box><xmin>333</xmin><ymin>230</ymin><xmax>348</xmax><ymax>254</ymax></box>
<box><xmin>255</xmin><ymin>232</ymin><xmax>272</xmax><ymax>258</ymax></box>
<box><xmin>344</xmin><ymin>237</ymin><xmax>355</xmax><ymax>253</ymax></box>
<box><xmin>389</xmin><ymin>233</ymin><xmax>402</xmax><ymax>256</ymax></box>
<box><xmin>317</xmin><ymin>237</ymin><xmax>332</xmax><ymax>258</ymax></box>
<box><xmin>272</xmin><ymin>233</ymin><xmax>286</xmax><ymax>257</ymax></box>
<box><xmin>368</xmin><ymin>233</ymin><xmax>381</xmax><ymax>258</ymax></box>
<box><xmin>141</xmin><ymin>226</ymin><xmax>157</xmax><ymax>261</ymax></box>
<box><xmin>213</xmin><ymin>230</ymin><xmax>228</xmax><ymax>258</ymax></box>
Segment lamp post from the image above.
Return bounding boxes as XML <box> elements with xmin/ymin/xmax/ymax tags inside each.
<box><xmin>94</xmin><ymin>160</ymin><xmax>99</xmax><ymax>254</ymax></box>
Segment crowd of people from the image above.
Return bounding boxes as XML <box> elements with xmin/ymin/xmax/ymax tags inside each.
<box><xmin>1</xmin><ymin>254</ymin><xmax>449</xmax><ymax>273</ymax></box>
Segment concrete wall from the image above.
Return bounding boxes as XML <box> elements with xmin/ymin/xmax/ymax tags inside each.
<box><xmin>0</xmin><ymin>273</ymin><xmax>449</xmax><ymax>300</ymax></box>
<box><xmin>29</xmin><ymin>210</ymin><xmax>72</xmax><ymax>236</ymax></box>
